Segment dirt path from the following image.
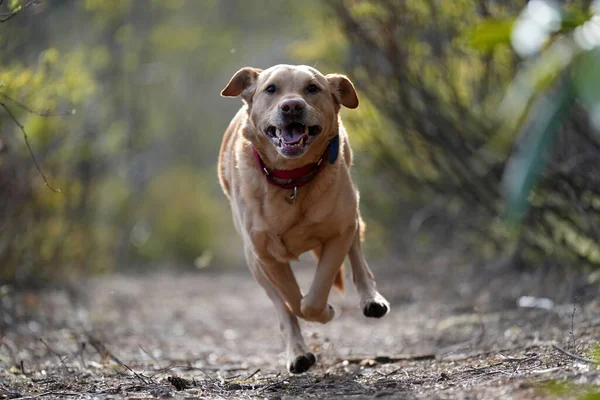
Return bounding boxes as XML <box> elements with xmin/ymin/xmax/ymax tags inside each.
<box><xmin>1</xmin><ymin>258</ymin><xmax>599</xmax><ymax>399</ymax></box>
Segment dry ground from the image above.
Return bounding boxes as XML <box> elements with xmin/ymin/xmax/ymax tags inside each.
<box><xmin>1</xmin><ymin>254</ymin><xmax>600</xmax><ymax>399</ymax></box>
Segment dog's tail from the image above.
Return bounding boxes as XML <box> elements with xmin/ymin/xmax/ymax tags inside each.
<box><xmin>333</xmin><ymin>264</ymin><xmax>345</xmax><ymax>294</ymax></box>
<box><xmin>312</xmin><ymin>247</ymin><xmax>345</xmax><ymax>294</ymax></box>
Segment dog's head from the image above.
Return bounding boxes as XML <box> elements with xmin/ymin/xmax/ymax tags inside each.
<box><xmin>221</xmin><ymin>65</ymin><xmax>358</xmax><ymax>159</ymax></box>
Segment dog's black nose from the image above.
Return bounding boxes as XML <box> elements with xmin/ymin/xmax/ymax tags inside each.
<box><xmin>280</xmin><ymin>98</ymin><xmax>305</xmax><ymax>118</ymax></box>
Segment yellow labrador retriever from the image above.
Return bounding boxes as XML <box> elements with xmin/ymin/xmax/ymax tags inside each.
<box><xmin>219</xmin><ymin>65</ymin><xmax>389</xmax><ymax>373</ymax></box>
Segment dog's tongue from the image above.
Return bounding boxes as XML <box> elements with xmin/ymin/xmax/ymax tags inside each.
<box><xmin>282</xmin><ymin>123</ymin><xmax>307</xmax><ymax>145</ymax></box>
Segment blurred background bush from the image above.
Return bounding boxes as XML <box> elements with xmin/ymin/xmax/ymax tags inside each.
<box><xmin>1</xmin><ymin>0</ymin><xmax>600</xmax><ymax>288</ymax></box>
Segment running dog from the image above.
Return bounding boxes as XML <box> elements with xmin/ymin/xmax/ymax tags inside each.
<box><xmin>218</xmin><ymin>64</ymin><xmax>390</xmax><ymax>373</ymax></box>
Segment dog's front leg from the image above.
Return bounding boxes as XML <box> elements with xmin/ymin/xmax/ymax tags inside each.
<box><xmin>245</xmin><ymin>248</ymin><xmax>315</xmax><ymax>373</ymax></box>
<box><xmin>348</xmin><ymin>218</ymin><xmax>390</xmax><ymax>318</ymax></box>
<box><xmin>301</xmin><ymin>227</ymin><xmax>355</xmax><ymax>323</ymax></box>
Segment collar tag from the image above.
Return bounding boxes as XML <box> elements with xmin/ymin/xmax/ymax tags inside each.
<box><xmin>287</xmin><ymin>186</ymin><xmax>298</xmax><ymax>204</ymax></box>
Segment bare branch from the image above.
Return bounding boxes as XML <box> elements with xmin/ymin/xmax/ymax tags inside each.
<box><xmin>552</xmin><ymin>344</ymin><xmax>600</xmax><ymax>365</ymax></box>
<box><xmin>0</xmin><ymin>92</ymin><xmax>74</xmax><ymax>117</ymax></box>
<box><xmin>0</xmin><ymin>101</ymin><xmax>61</xmax><ymax>193</ymax></box>
<box><xmin>0</xmin><ymin>0</ymin><xmax>42</xmax><ymax>23</ymax></box>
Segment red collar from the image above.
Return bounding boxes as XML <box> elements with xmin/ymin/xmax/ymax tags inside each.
<box><xmin>253</xmin><ymin>137</ymin><xmax>337</xmax><ymax>190</ymax></box>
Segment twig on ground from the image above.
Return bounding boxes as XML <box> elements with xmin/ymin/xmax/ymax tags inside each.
<box><xmin>375</xmin><ymin>367</ymin><xmax>406</xmax><ymax>378</ymax></box>
<box><xmin>74</xmin><ymin>342</ymin><xmax>86</xmax><ymax>368</ymax></box>
<box><xmin>149</xmin><ymin>364</ymin><xmax>215</xmax><ymax>382</ymax></box>
<box><xmin>0</xmin><ymin>102</ymin><xmax>60</xmax><ymax>192</ymax></box>
<box><xmin>257</xmin><ymin>374</ymin><xmax>290</xmax><ymax>393</ymax></box>
<box><xmin>552</xmin><ymin>344</ymin><xmax>600</xmax><ymax>365</ymax></box>
<box><xmin>139</xmin><ymin>344</ymin><xmax>160</xmax><ymax>366</ymax></box>
<box><xmin>477</xmin><ymin>311</ymin><xmax>486</xmax><ymax>339</ymax></box>
<box><xmin>342</xmin><ymin>353</ymin><xmax>435</xmax><ymax>365</ymax></box>
<box><xmin>242</xmin><ymin>368</ymin><xmax>261</xmax><ymax>381</ymax></box>
<box><xmin>475</xmin><ymin>369</ymin><xmax>512</xmax><ymax>377</ymax></box>
<box><xmin>224</xmin><ymin>373</ymin><xmax>241</xmax><ymax>381</ymax></box>
<box><xmin>569</xmin><ymin>298</ymin><xmax>577</xmax><ymax>350</ymax></box>
<box><xmin>464</xmin><ymin>354</ymin><xmax>541</xmax><ymax>378</ymax></box>
<box><xmin>203</xmin><ymin>365</ymin><xmax>249</xmax><ymax>372</ymax></box>
<box><xmin>86</xmin><ymin>334</ymin><xmax>152</xmax><ymax>384</ymax></box>
<box><xmin>29</xmin><ymin>379</ymin><xmax>54</xmax><ymax>384</ymax></box>
<box><xmin>39</xmin><ymin>338</ymin><xmax>70</xmax><ymax>372</ymax></box>
<box><xmin>0</xmin><ymin>385</ymin><xmax>22</xmax><ymax>399</ymax></box>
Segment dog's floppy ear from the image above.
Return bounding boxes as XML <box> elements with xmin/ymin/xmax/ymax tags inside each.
<box><xmin>221</xmin><ymin>67</ymin><xmax>263</xmax><ymax>101</ymax></box>
<box><xmin>326</xmin><ymin>74</ymin><xmax>359</xmax><ymax>109</ymax></box>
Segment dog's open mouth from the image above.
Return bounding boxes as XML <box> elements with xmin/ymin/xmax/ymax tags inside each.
<box><xmin>265</xmin><ymin>123</ymin><xmax>322</xmax><ymax>157</ymax></box>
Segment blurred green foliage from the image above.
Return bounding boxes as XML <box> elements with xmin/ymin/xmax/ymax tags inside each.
<box><xmin>497</xmin><ymin>1</ymin><xmax>600</xmax><ymax>268</ymax></box>
<box><xmin>0</xmin><ymin>0</ymin><xmax>319</xmax><ymax>284</ymax></box>
<box><xmin>295</xmin><ymin>0</ymin><xmax>600</xmax><ymax>269</ymax></box>
<box><xmin>291</xmin><ymin>0</ymin><xmax>523</xmax><ymax>256</ymax></box>
<box><xmin>4</xmin><ymin>0</ymin><xmax>600</xmax><ymax>286</ymax></box>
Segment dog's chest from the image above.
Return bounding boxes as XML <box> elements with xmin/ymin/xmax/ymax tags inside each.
<box><xmin>259</xmin><ymin>192</ymin><xmax>333</xmax><ymax>260</ymax></box>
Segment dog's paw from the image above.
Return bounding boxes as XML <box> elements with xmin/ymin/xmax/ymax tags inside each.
<box><xmin>288</xmin><ymin>352</ymin><xmax>316</xmax><ymax>374</ymax></box>
<box><xmin>362</xmin><ymin>296</ymin><xmax>390</xmax><ymax>318</ymax></box>
<box><xmin>300</xmin><ymin>300</ymin><xmax>335</xmax><ymax>323</ymax></box>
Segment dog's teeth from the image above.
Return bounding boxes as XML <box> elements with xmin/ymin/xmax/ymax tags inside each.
<box><xmin>304</xmin><ymin>125</ymin><xmax>309</xmax><ymax>134</ymax></box>
<box><xmin>276</xmin><ymin>128</ymin><xmax>281</xmax><ymax>136</ymax></box>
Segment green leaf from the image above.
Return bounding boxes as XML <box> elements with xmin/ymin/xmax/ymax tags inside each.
<box><xmin>502</xmin><ymin>79</ymin><xmax>572</xmax><ymax>222</ymax></box>
<box><xmin>572</xmin><ymin>48</ymin><xmax>600</xmax><ymax>132</ymax></box>
<box><xmin>464</xmin><ymin>18</ymin><xmax>515</xmax><ymax>52</ymax></box>
<box><xmin>466</xmin><ymin>6</ymin><xmax>590</xmax><ymax>54</ymax></box>
<box><xmin>561</xmin><ymin>5</ymin><xmax>592</xmax><ymax>32</ymax></box>
<box><xmin>495</xmin><ymin>36</ymin><xmax>579</xmax><ymax>157</ymax></box>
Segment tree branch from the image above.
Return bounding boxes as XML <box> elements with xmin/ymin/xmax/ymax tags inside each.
<box><xmin>0</xmin><ymin>0</ymin><xmax>41</xmax><ymax>23</ymax></box>
<box><xmin>0</xmin><ymin>92</ymin><xmax>74</xmax><ymax>117</ymax></box>
<box><xmin>0</xmin><ymin>101</ymin><xmax>61</xmax><ymax>192</ymax></box>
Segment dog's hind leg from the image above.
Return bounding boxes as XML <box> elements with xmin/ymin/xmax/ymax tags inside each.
<box><xmin>347</xmin><ymin>217</ymin><xmax>390</xmax><ymax>318</ymax></box>
<box><xmin>246</xmin><ymin>254</ymin><xmax>315</xmax><ymax>373</ymax></box>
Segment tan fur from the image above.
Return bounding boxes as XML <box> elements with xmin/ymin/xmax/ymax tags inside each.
<box><xmin>218</xmin><ymin>65</ymin><xmax>389</xmax><ymax>373</ymax></box>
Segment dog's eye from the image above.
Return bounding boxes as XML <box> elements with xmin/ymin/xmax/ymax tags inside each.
<box><xmin>265</xmin><ymin>84</ymin><xmax>276</xmax><ymax>94</ymax></box>
<box><xmin>307</xmin><ymin>84</ymin><xmax>320</xmax><ymax>94</ymax></box>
